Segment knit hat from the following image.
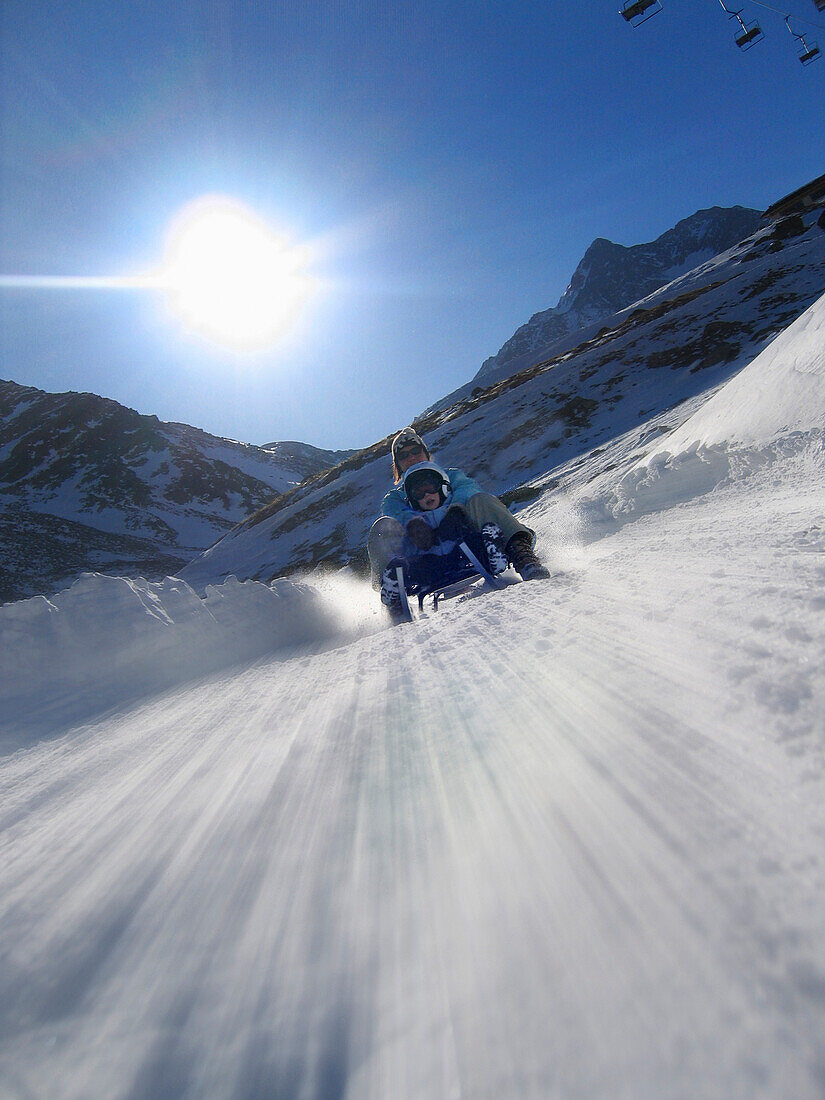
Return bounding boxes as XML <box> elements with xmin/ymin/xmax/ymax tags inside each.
<box><xmin>391</xmin><ymin>427</ymin><xmax>426</xmax><ymax>460</ymax></box>
<box><xmin>391</xmin><ymin>427</ymin><xmax>430</xmax><ymax>481</ymax></box>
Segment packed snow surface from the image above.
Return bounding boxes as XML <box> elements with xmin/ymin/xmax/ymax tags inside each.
<box><xmin>2</xmin><ymin>299</ymin><xmax>825</xmax><ymax>1098</ymax></box>
<box><xmin>0</xmin><ymin>574</ymin><xmax>344</xmax><ymax>741</ymax></box>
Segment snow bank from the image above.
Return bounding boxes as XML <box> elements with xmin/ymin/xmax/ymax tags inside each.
<box><xmin>588</xmin><ymin>291</ymin><xmax>825</xmax><ymax>524</ymax></box>
<box><xmin>657</xmin><ymin>290</ymin><xmax>825</xmax><ymax>453</ymax></box>
<box><xmin>0</xmin><ymin>572</ymin><xmax>343</xmax><ymax>732</ymax></box>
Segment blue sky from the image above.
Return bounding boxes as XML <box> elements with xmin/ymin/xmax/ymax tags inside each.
<box><xmin>1</xmin><ymin>0</ymin><xmax>823</xmax><ymax>449</ymax></box>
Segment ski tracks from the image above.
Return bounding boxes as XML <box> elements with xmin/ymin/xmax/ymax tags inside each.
<box><xmin>2</xmin><ymin>474</ymin><xmax>825</xmax><ymax>1097</ymax></box>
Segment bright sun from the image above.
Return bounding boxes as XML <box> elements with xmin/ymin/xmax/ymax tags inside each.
<box><xmin>155</xmin><ymin>196</ymin><xmax>316</xmax><ymax>351</ymax></box>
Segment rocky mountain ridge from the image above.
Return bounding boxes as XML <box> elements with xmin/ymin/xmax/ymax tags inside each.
<box><xmin>5</xmin><ymin>199</ymin><xmax>824</xmax><ymax>603</ymax></box>
<box><xmin>0</xmin><ymin>381</ymin><xmax>351</xmax><ymax>602</ymax></box>
<box><xmin>473</xmin><ymin>205</ymin><xmax>763</xmax><ymax>384</ymax></box>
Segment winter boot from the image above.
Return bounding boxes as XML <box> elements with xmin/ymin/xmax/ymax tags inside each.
<box><xmin>380</xmin><ymin>559</ymin><xmax>407</xmax><ymax>620</ymax></box>
<box><xmin>481</xmin><ymin>523</ymin><xmax>509</xmax><ymax>575</ymax></box>
<box><xmin>506</xmin><ymin>533</ymin><xmax>551</xmax><ymax>581</ymax></box>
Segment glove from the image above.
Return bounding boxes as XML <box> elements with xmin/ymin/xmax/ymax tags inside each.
<box><xmin>436</xmin><ymin>505</ymin><xmax>470</xmax><ymax>542</ymax></box>
<box><xmin>406</xmin><ymin>517</ymin><xmax>435</xmax><ymax>550</ymax></box>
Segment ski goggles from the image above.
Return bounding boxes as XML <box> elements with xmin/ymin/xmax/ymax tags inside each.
<box><xmin>410</xmin><ymin>480</ymin><xmax>441</xmax><ymax>500</ymax></box>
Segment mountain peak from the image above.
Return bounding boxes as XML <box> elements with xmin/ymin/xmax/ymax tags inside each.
<box><xmin>476</xmin><ymin>205</ymin><xmax>763</xmax><ymax>381</ymax></box>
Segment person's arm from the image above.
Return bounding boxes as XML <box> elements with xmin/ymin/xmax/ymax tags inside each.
<box><xmin>382</xmin><ymin>489</ymin><xmax>440</xmax><ymax>550</ymax></box>
<box><xmin>380</xmin><ymin>486</ymin><xmax>409</xmax><ymax>521</ymax></box>
<box><xmin>447</xmin><ymin>469</ymin><xmax>484</xmax><ymax>505</ymax></box>
<box><xmin>406</xmin><ymin>516</ymin><xmax>435</xmax><ymax>550</ymax></box>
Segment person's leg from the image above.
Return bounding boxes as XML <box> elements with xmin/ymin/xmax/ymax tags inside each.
<box><xmin>369</xmin><ymin>517</ymin><xmax>421</xmax><ymax>618</ymax></box>
<box><xmin>462</xmin><ymin>492</ymin><xmax>533</xmax><ymax>545</ymax></box>
<box><xmin>436</xmin><ymin>507</ymin><xmax>505</xmax><ymax>576</ymax></box>
<box><xmin>463</xmin><ymin>493</ymin><xmax>550</xmax><ymax>580</ymax></box>
<box><xmin>367</xmin><ymin>517</ymin><xmax>405</xmax><ymax>587</ymax></box>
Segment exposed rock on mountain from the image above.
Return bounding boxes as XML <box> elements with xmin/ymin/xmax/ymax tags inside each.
<box><xmin>0</xmin><ymin>382</ymin><xmax>350</xmax><ymax>601</ymax></box>
<box><xmin>474</xmin><ymin>206</ymin><xmax>763</xmax><ymax>384</ymax></box>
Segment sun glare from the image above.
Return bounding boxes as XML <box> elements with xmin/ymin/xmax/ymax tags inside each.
<box><xmin>155</xmin><ymin>196</ymin><xmax>317</xmax><ymax>351</ymax></box>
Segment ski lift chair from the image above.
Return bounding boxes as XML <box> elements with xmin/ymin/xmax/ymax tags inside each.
<box><xmin>733</xmin><ymin>18</ymin><xmax>764</xmax><ymax>49</ymax></box>
<box><xmin>619</xmin><ymin>0</ymin><xmax>662</xmax><ymax>27</ymax></box>
<box><xmin>786</xmin><ymin>17</ymin><xmax>821</xmax><ymax>64</ymax></box>
<box><xmin>797</xmin><ymin>40</ymin><xmax>821</xmax><ymax>63</ymax></box>
<box><xmin>814</xmin><ymin>0</ymin><xmax>825</xmax><ymax>12</ymax></box>
<box><xmin>717</xmin><ymin>1</ymin><xmax>763</xmax><ymax>50</ymax></box>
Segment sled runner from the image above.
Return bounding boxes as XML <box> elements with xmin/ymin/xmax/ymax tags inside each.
<box><xmin>394</xmin><ymin>540</ymin><xmax>506</xmax><ymax>622</ymax></box>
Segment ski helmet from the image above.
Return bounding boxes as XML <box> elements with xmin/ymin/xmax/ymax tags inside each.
<box><xmin>402</xmin><ymin>461</ymin><xmax>452</xmax><ymax>509</ymax></box>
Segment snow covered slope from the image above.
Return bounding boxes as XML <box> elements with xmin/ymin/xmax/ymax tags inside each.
<box><xmin>179</xmin><ymin>206</ymin><xmax>825</xmax><ymax>591</ymax></box>
<box><xmin>2</xmin><ymin>289</ymin><xmax>825</xmax><ymax>1098</ymax></box>
<box><xmin>574</xmin><ymin>287</ymin><xmax>825</xmax><ymax>529</ymax></box>
<box><xmin>649</xmin><ymin>291</ymin><xmax>825</xmax><ymax>451</ymax></box>
<box><xmin>0</xmin><ymin>380</ymin><xmax>351</xmax><ymax>602</ymax></box>
<box><xmin>0</xmin><ymin>573</ymin><xmax>345</xmax><ymax>743</ymax></box>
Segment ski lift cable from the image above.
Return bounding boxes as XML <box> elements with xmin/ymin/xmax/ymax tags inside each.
<box><xmin>732</xmin><ymin>0</ymin><xmax>825</xmax><ymax>30</ymax></box>
<box><xmin>621</xmin><ymin>0</ymin><xmax>825</xmax><ymax>31</ymax></box>
<box><xmin>621</xmin><ymin>0</ymin><xmax>823</xmax><ymax>62</ymax></box>
<box><xmin>719</xmin><ymin>0</ymin><xmax>824</xmax><ymax>61</ymax></box>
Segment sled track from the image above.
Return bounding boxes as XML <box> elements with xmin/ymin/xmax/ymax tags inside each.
<box><xmin>2</xmin><ymin>466</ymin><xmax>825</xmax><ymax>1098</ymax></box>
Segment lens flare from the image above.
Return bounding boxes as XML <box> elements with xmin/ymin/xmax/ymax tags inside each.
<box><xmin>0</xmin><ymin>195</ymin><xmax>318</xmax><ymax>353</ymax></box>
<box><xmin>155</xmin><ymin>196</ymin><xmax>317</xmax><ymax>351</ymax></box>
